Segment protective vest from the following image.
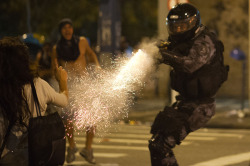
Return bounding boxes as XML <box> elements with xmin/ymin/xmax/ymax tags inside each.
<box><xmin>170</xmin><ymin>28</ymin><xmax>229</xmax><ymax>100</ymax></box>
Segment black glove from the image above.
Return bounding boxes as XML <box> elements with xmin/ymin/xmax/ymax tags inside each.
<box><xmin>160</xmin><ymin>49</ymin><xmax>177</xmax><ymax>65</ymax></box>
<box><xmin>157</xmin><ymin>40</ymin><xmax>171</xmax><ymax>49</ymax></box>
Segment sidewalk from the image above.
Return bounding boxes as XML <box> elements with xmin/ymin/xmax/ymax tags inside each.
<box><xmin>125</xmin><ymin>98</ymin><xmax>250</xmax><ymax>129</ymax></box>
<box><xmin>206</xmin><ymin>98</ymin><xmax>250</xmax><ymax>129</ymax></box>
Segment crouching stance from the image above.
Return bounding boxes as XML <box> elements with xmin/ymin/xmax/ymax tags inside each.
<box><xmin>149</xmin><ymin>3</ymin><xmax>229</xmax><ymax>166</ymax></box>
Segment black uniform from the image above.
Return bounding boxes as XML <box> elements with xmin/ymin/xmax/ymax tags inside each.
<box><xmin>148</xmin><ymin>3</ymin><xmax>229</xmax><ymax>166</ymax></box>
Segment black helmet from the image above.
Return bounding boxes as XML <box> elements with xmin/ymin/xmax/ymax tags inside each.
<box><xmin>166</xmin><ymin>3</ymin><xmax>201</xmax><ymax>41</ymax></box>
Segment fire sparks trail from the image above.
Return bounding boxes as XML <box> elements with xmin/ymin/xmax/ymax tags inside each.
<box><xmin>60</xmin><ymin>41</ymin><xmax>159</xmax><ymax>135</ymax></box>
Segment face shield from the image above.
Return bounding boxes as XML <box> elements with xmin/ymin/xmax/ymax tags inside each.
<box><xmin>166</xmin><ymin>15</ymin><xmax>197</xmax><ymax>35</ymax></box>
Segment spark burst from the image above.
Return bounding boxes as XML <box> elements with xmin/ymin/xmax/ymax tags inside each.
<box><xmin>61</xmin><ymin>41</ymin><xmax>159</xmax><ymax>136</ymax></box>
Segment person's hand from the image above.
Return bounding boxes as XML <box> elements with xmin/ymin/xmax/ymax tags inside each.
<box><xmin>54</xmin><ymin>60</ymin><xmax>68</xmax><ymax>97</ymax></box>
<box><xmin>54</xmin><ymin>60</ymin><xmax>67</xmax><ymax>83</ymax></box>
<box><xmin>95</xmin><ymin>65</ymin><xmax>102</xmax><ymax>72</ymax></box>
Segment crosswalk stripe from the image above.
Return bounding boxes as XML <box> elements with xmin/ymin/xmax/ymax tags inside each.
<box><xmin>113</xmin><ymin>124</ymin><xmax>250</xmax><ymax>135</ymax></box>
<box><xmin>190</xmin><ymin>132</ymin><xmax>243</xmax><ymax>138</ymax></box>
<box><xmin>198</xmin><ymin>128</ymin><xmax>250</xmax><ymax>134</ymax></box>
<box><xmin>106</xmin><ymin>130</ymin><xmax>150</xmax><ymax>134</ymax></box>
<box><xmin>74</xmin><ymin>137</ymin><xmax>191</xmax><ymax>145</ymax></box>
<box><xmin>77</xmin><ymin>133</ymin><xmax>150</xmax><ymax>139</ymax></box>
<box><xmin>64</xmin><ymin>161</ymin><xmax>120</xmax><ymax>166</ymax></box>
<box><xmin>78</xmin><ymin>144</ymin><xmax>149</xmax><ymax>151</ymax></box>
<box><xmin>75</xmin><ymin>137</ymin><xmax>148</xmax><ymax>144</ymax></box>
<box><xmin>185</xmin><ymin>136</ymin><xmax>216</xmax><ymax>141</ymax></box>
<box><xmin>64</xmin><ymin>161</ymin><xmax>89</xmax><ymax>165</ymax></box>
<box><xmin>76</xmin><ymin>152</ymin><xmax>127</xmax><ymax>158</ymax></box>
<box><xmin>191</xmin><ymin>151</ymin><xmax>250</xmax><ymax>166</ymax></box>
<box><xmin>68</xmin><ymin>125</ymin><xmax>250</xmax><ymax>165</ymax></box>
<box><xmin>67</xmin><ymin>142</ymin><xmax>191</xmax><ymax>151</ymax></box>
<box><xmin>77</xmin><ymin>125</ymin><xmax>245</xmax><ymax>138</ymax></box>
<box><xmin>77</xmin><ymin>133</ymin><xmax>216</xmax><ymax>141</ymax></box>
<box><xmin>105</xmin><ymin>129</ymin><xmax>244</xmax><ymax>138</ymax></box>
<box><xmin>63</xmin><ymin>153</ymin><xmax>126</xmax><ymax>165</ymax></box>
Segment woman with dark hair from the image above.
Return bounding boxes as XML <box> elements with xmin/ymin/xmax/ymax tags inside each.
<box><xmin>0</xmin><ymin>36</ymin><xmax>68</xmax><ymax>165</ymax></box>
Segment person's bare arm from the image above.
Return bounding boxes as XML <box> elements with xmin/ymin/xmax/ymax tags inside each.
<box><xmin>81</xmin><ymin>37</ymin><xmax>101</xmax><ymax>68</ymax></box>
<box><xmin>54</xmin><ymin>61</ymin><xmax>68</xmax><ymax>98</ymax></box>
<box><xmin>51</xmin><ymin>45</ymin><xmax>68</xmax><ymax>98</ymax></box>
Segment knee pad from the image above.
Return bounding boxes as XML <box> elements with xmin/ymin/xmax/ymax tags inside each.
<box><xmin>150</xmin><ymin>106</ymin><xmax>189</xmax><ymax>144</ymax></box>
<box><xmin>177</xmin><ymin>99</ymin><xmax>215</xmax><ymax>131</ymax></box>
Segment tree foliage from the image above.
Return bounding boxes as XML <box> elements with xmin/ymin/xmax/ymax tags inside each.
<box><xmin>121</xmin><ymin>0</ymin><xmax>158</xmax><ymax>46</ymax></box>
<box><xmin>0</xmin><ymin>0</ymin><xmax>27</xmax><ymax>36</ymax></box>
<box><xmin>0</xmin><ymin>0</ymin><xmax>157</xmax><ymax>46</ymax></box>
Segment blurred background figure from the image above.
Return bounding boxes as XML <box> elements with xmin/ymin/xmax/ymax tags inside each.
<box><xmin>52</xmin><ymin>18</ymin><xmax>101</xmax><ymax>164</ymax></box>
<box><xmin>36</xmin><ymin>42</ymin><xmax>53</xmax><ymax>83</ymax></box>
<box><xmin>119</xmin><ymin>36</ymin><xmax>133</xmax><ymax>59</ymax></box>
<box><xmin>21</xmin><ymin>33</ymin><xmax>42</xmax><ymax>62</ymax></box>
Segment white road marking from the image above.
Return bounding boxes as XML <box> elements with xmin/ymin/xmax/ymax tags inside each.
<box><xmin>83</xmin><ymin>144</ymin><xmax>149</xmax><ymax>151</ymax></box>
<box><xmin>98</xmin><ymin>164</ymin><xmax>119</xmax><ymax>166</ymax></box>
<box><xmin>74</xmin><ymin>137</ymin><xmax>191</xmax><ymax>145</ymax></box>
<box><xmin>77</xmin><ymin>133</ymin><xmax>216</xmax><ymax>141</ymax></box>
<box><xmin>63</xmin><ymin>153</ymin><xmax>125</xmax><ymax>165</ymax></box>
<box><xmin>67</xmin><ymin>143</ymin><xmax>190</xmax><ymax>152</ymax></box>
<box><xmin>64</xmin><ymin>161</ymin><xmax>89</xmax><ymax>165</ymax></box>
<box><xmin>190</xmin><ymin>132</ymin><xmax>243</xmax><ymax>138</ymax></box>
<box><xmin>75</xmin><ymin>137</ymin><xmax>149</xmax><ymax>144</ymax></box>
<box><xmin>105</xmin><ymin>129</ymin><xmax>244</xmax><ymax>138</ymax></box>
<box><xmin>77</xmin><ymin>133</ymin><xmax>150</xmax><ymax>139</ymax></box>
<box><xmin>191</xmin><ymin>152</ymin><xmax>250</xmax><ymax>166</ymax></box>
<box><xmin>76</xmin><ymin>152</ymin><xmax>127</xmax><ymax>158</ymax></box>
<box><xmin>199</xmin><ymin>128</ymin><xmax>250</xmax><ymax>134</ymax></box>
<box><xmin>185</xmin><ymin>136</ymin><xmax>216</xmax><ymax>141</ymax></box>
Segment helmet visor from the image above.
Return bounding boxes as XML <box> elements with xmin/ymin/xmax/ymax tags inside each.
<box><xmin>166</xmin><ymin>15</ymin><xmax>197</xmax><ymax>35</ymax></box>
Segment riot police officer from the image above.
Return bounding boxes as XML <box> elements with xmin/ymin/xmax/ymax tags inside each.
<box><xmin>148</xmin><ymin>3</ymin><xmax>229</xmax><ymax>166</ymax></box>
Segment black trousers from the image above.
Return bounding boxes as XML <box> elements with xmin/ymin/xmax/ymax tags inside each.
<box><xmin>149</xmin><ymin>99</ymin><xmax>215</xmax><ymax>166</ymax></box>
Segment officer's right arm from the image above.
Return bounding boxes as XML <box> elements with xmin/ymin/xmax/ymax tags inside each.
<box><xmin>184</xmin><ymin>35</ymin><xmax>216</xmax><ymax>73</ymax></box>
<box><xmin>161</xmin><ymin>35</ymin><xmax>215</xmax><ymax>73</ymax></box>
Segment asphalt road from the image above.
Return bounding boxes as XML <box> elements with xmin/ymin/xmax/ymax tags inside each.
<box><xmin>63</xmin><ymin>124</ymin><xmax>250</xmax><ymax>166</ymax></box>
